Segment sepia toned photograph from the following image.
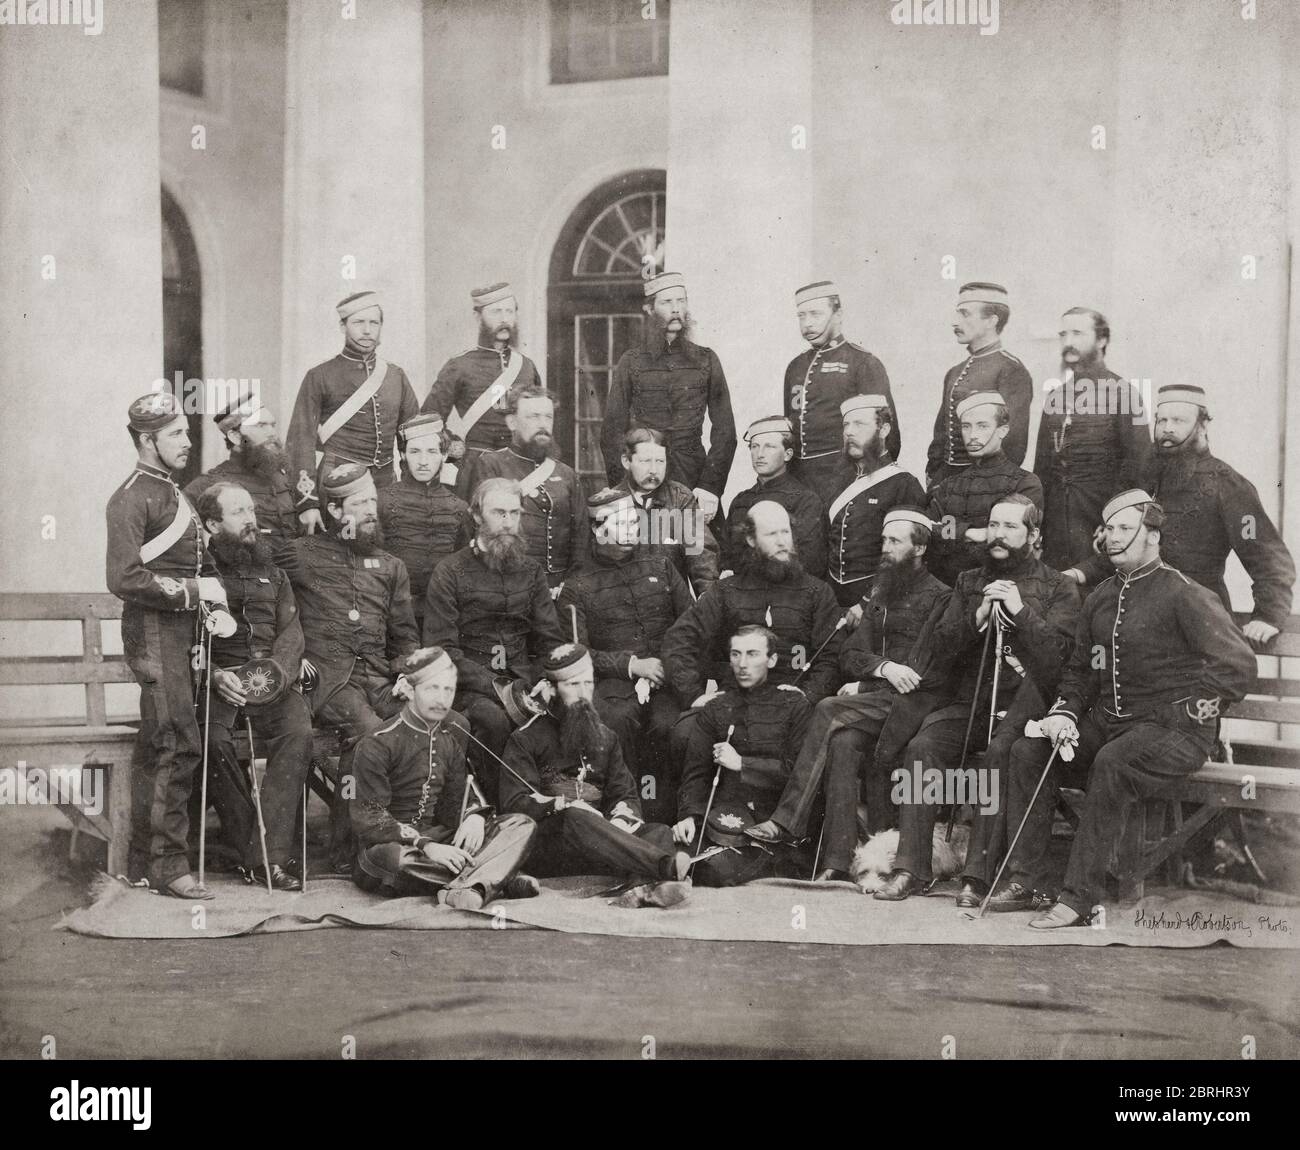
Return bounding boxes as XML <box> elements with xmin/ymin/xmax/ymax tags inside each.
<box><xmin>1</xmin><ymin>0</ymin><xmax>1297</xmax><ymax>1095</ymax></box>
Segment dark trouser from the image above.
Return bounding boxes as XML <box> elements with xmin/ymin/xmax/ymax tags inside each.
<box><xmin>771</xmin><ymin>691</ymin><xmax>894</xmax><ymax>871</ymax></box>
<box><xmin>789</xmin><ymin>453</ymin><xmax>845</xmax><ymax>511</ymax></box>
<box><xmin>201</xmin><ymin>688</ymin><xmax>314</xmax><ymax>867</ymax></box>
<box><xmin>595</xmin><ymin>684</ymin><xmax>680</xmax><ymax>822</ymax></box>
<box><xmin>894</xmin><ymin>703</ymin><xmax>1018</xmax><ymax>882</ymax></box>
<box><xmin>1005</xmin><ymin>711</ymin><xmax>1213</xmax><ymax>914</ymax></box>
<box><xmin>313</xmin><ymin>669</ymin><xmax>404</xmax><ymax>866</ymax></box>
<box><xmin>123</xmin><ymin>605</ymin><xmax>202</xmax><ymax>888</ymax></box>
<box><xmin>353</xmin><ymin>813</ymin><xmax>537</xmax><ymax>903</ymax></box>
<box><xmin>458</xmin><ymin>690</ymin><xmax>513</xmax><ymax>807</ymax></box>
<box><xmin>829</xmin><ymin>578</ymin><xmax>871</xmax><ymax>610</ymax></box>
<box><xmin>525</xmin><ymin>808</ymin><xmax>678</xmax><ymax>882</ymax></box>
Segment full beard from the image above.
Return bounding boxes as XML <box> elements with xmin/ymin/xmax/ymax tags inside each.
<box><xmin>209</xmin><ymin>531</ymin><xmax>275</xmax><ymax>569</ymax></box>
<box><xmin>514</xmin><ymin>434</ymin><xmax>551</xmax><ymax>463</ymax></box>
<box><xmin>479</xmin><ymin>531</ymin><xmax>527</xmax><ymax>572</ymax></box>
<box><xmin>339</xmin><ymin>520</ymin><xmax>385</xmax><ymax>556</ymax></box>
<box><xmin>843</xmin><ymin>436</ymin><xmax>888</xmax><ymax>473</ymax></box>
<box><xmin>983</xmin><ymin>539</ymin><xmax>1034</xmax><ymax>576</ymax></box>
<box><xmin>873</xmin><ymin>557</ymin><xmax>923</xmax><ymax>604</ymax></box>
<box><xmin>237</xmin><ymin>441</ymin><xmax>288</xmax><ymax>478</ymax></box>
<box><xmin>742</xmin><ymin>549</ymin><xmax>804</xmax><ymax>584</ymax></box>
<box><xmin>560</xmin><ymin>698</ymin><xmax>609</xmax><ymax>762</ymax></box>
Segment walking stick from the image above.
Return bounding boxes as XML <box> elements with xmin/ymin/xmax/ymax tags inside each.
<box><xmin>244</xmin><ymin>716</ymin><xmax>274</xmax><ymax>894</ymax></box>
<box><xmin>446</xmin><ymin>721</ymin><xmax>553</xmax><ymax>798</ymax></box>
<box><xmin>688</xmin><ymin>724</ymin><xmax>734</xmax><ymax>871</ymax></box>
<box><xmin>810</xmin><ymin>820</ymin><xmax>826</xmax><ymax>879</ymax></box>
<box><xmin>944</xmin><ymin>617</ymin><xmax>994</xmax><ymax>842</ymax></box>
<box><xmin>198</xmin><ymin>625</ymin><xmax>213</xmax><ymax>887</ymax></box>
<box><xmin>965</xmin><ymin>739</ymin><xmax>1063</xmax><ymax>920</ymax></box>
<box><xmin>986</xmin><ymin>604</ymin><xmax>1007</xmax><ymax>746</ymax></box>
<box><xmin>300</xmin><ymin>780</ymin><xmax>308</xmax><ymax>893</ymax></box>
<box><xmin>794</xmin><ymin>615</ymin><xmax>849</xmax><ymax>682</ymax></box>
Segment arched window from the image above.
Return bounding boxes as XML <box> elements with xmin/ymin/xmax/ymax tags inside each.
<box><xmin>162</xmin><ymin>187</ymin><xmax>203</xmax><ymax>486</ymax></box>
<box><xmin>548</xmin><ymin>170</ymin><xmax>665</xmax><ymax>485</ymax></box>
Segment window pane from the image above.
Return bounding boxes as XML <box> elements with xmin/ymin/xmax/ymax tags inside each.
<box><xmin>550</xmin><ymin>0</ymin><xmax>670</xmax><ymax>84</ymax></box>
<box><xmin>577</xmin><ymin>370</ymin><xmax>608</xmax><ymax>420</ymax></box>
<box><xmin>611</xmin><ymin>315</ymin><xmax>644</xmax><ymax>362</ymax></box>
<box><xmin>159</xmin><ymin>0</ymin><xmax>206</xmax><ymax>97</ymax></box>
<box><xmin>577</xmin><ymin>316</ymin><xmax>609</xmax><ymax>368</ymax></box>
<box><xmin>578</xmin><ymin>425</ymin><xmax>606</xmax><ymax>474</ymax></box>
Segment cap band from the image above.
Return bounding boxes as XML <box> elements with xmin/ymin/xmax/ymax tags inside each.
<box><xmin>337</xmin><ymin>291</ymin><xmax>383</xmax><ymax>320</ymax></box>
<box><xmin>955</xmin><ymin>391</ymin><xmax>1007</xmax><ymax>419</ymax></box>
<box><xmin>471</xmin><ymin>282</ymin><xmax>514</xmax><ymax>309</ymax></box>
<box><xmin>794</xmin><ymin>280</ymin><xmax>840</xmax><ymax>306</ymax></box>
<box><xmin>1102</xmin><ymin>488</ymin><xmax>1156</xmax><ymax>522</ymax></box>
<box><xmin>643</xmin><ymin>271</ymin><xmax>685</xmax><ymax>299</ymax></box>
<box><xmin>840</xmin><ymin>394</ymin><xmax>889</xmax><ymax>418</ymax></box>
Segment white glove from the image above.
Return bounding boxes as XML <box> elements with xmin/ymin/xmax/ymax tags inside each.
<box><xmin>197</xmin><ymin>576</ymin><xmax>228</xmax><ymax>605</ymax></box>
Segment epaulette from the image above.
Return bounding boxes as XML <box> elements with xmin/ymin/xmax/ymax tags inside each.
<box><xmin>997</xmin><ymin>349</ymin><xmax>1025</xmax><ymax>366</ymax></box>
<box><xmin>519</xmin><ymin>712</ymin><xmax>542</xmax><ymax>731</ymax></box>
<box><xmin>1158</xmin><ymin>562</ymin><xmax>1192</xmax><ymax>584</ymax></box>
<box><xmin>124</xmin><ymin>473</ymin><xmax>140</xmax><ymax>490</ymax></box>
<box><xmin>776</xmin><ymin>684</ymin><xmax>807</xmax><ymax>696</ymax></box>
<box><xmin>375</xmin><ymin>715</ymin><xmax>404</xmax><ymax>737</ymax></box>
<box><xmin>846</xmin><ymin>341</ymin><xmax>871</xmax><ymax>356</ymax></box>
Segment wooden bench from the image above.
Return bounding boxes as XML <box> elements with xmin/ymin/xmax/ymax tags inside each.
<box><xmin>0</xmin><ymin>592</ymin><xmax>138</xmax><ymax>874</ymax></box>
<box><xmin>0</xmin><ymin>591</ymin><xmax>341</xmax><ymax>876</ymax></box>
<box><xmin>1115</xmin><ymin>612</ymin><xmax>1300</xmax><ymax>901</ymax></box>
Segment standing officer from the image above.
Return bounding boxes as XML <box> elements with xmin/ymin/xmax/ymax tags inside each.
<box><xmin>601</xmin><ymin>271</ymin><xmax>736</xmax><ymax>524</ymax></box>
<box><xmin>195</xmin><ymin>481</ymin><xmax>313</xmax><ymax>890</ymax></box>
<box><xmin>287</xmin><ymin>291</ymin><xmax>421</xmax><ymax>533</ymax></box>
<box><xmin>279</xmin><ymin>462</ymin><xmax>420</xmax><ymax>872</ymax></box>
<box><xmin>460</xmin><ymin>387</ymin><xmax>583</xmax><ymax>590</ymax></box>
<box><xmin>827</xmin><ymin>395</ymin><xmax>926</xmax><ymax>610</ymax></box>
<box><xmin>783</xmin><ymin>280</ymin><xmax>900</xmax><ymax>507</ymax></box>
<box><xmin>377</xmin><ymin>413</ymin><xmax>469</xmax><ymax>634</ymax></box>
<box><xmin>107</xmin><ymin>392</ymin><xmax>227</xmax><ymax>899</ymax></box>
<box><xmin>997</xmin><ymin>491</ymin><xmax>1256</xmax><ymax>927</ymax></box>
<box><xmin>186</xmin><ymin>391</ymin><xmax>304</xmax><ymax>553</ymax></box>
<box><xmin>422</xmin><ymin>282</ymin><xmax>543</xmax><ymax>497</ymax></box>
<box><xmin>1033</xmin><ymin>307</ymin><xmax>1151</xmax><ymax>570</ymax></box>
<box><xmin>350</xmin><ymin>647</ymin><xmax>540</xmax><ymax>910</ymax></box>
<box><xmin>1065</xmin><ymin>385</ymin><xmax>1294</xmax><ymax>648</ymax></box>
<box><xmin>925</xmin><ymin>392</ymin><xmax>1044</xmax><ymax>587</ymax></box>
<box><xmin>925</xmin><ymin>282</ymin><xmax>1033</xmax><ymax>490</ymax></box>
<box><xmin>722</xmin><ymin>416</ymin><xmax>827</xmax><ymax>580</ymax></box>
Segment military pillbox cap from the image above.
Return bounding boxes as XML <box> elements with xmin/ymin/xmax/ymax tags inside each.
<box><xmin>957</xmin><ymin>282</ymin><xmax>1009</xmax><ymax>306</ymax></box>
<box><xmin>398</xmin><ymin>413</ymin><xmax>445</xmax><ymax>444</ymax></box>
<box><xmin>882</xmin><ymin>508</ymin><xmax>934</xmax><ymax>531</ymax></box>
<box><xmin>794</xmin><ymin>280</ymin><xmax>840</xmax><ymax>306</ymax></box>
<box><xmin>471</xmin><ymin>282</ymin><xmax>514</xmax><ymax>309</ymax></box>
<box><xmin>128</xmin><ymin>391</ymin><xmax>185</xmax><ymax>432</ymax></box>
<box><xmin>1155</xmin><ymin>384</ymin><xmax>1208</xmax><ymax>409</ymax></box>
<box><xmin>643</xmin><ymin>271</ymin><xmax>685</xmax><ymax>299</ymax></box>
<box><xmin>544</xmin><ymin>643</ymin><xmax>594</xmax><ymax>682</ymax></box>
<box><xmin>337</xmin><ymin>290</ymin><xmax>383</xmax><ymax>320</ymax></box>
<box><xmin>840</xmin><ymin>394</ymin><xmax>890</xmax><ymax>418</ymax></box>
<box><xmin>955</xmin><ymin>391</ymin><xmax>1008</xmax><ymax>419</ymax></box>
<box><xmin>320</xmin><ymin>461</ymin><xmax>373</xmax><ymax>499</ymax></box>
<box><xmin>1102</xmin><ymin>488</ymin><xmax>1157</xmax><ymax>523</ymax></box>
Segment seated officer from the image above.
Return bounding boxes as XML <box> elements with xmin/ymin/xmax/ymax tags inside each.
<box><xmin>195</xmin><ymin>482</ymin><xmax>314</xmax><ymax>889</ymax></box>
<box><xmin>557</xmin><ymin>486</ymin><xmax>693</xmax><ymax>822</ymax></box>
<box><xmin>673</xmin><ymin>625</ymin><xmax>812</xmax><ymax>886</ymax></box>
<box><xmin>746</xmin><ymin>509</ymin><xmax>950</xmax><ymax>880</ymax></box>
<box><xmin>996</xmin><ymin>491</ymin><xmax>1255</xmax><ymax>927</ymax></box>
<box><xmin>350</xmin><ymin>647</ymin><xmax>540</xmax><ymax>910</ymax></box>
<box><xmin>500</xmin><ymin>644</ymin><xmax>690</xmax><ymax>905</ymax></box>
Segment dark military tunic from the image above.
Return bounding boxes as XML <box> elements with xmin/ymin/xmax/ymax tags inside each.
<box><xmin>422</xmin><ymin>543</ymin><xmax>565</xmax><ymax>699</ymax></box>
<box><xmin>1032</xmin><ymin>366</ymin><xmax>1152</xmax><ymax>570</ymax></box>
<box><xmin>105</xmin><ymin>463</ymin><xmax>216</xmax><ymax>885</ymax></box>
<box><xmin>840</xmin><ymin>570</ymin><xmax>951</xmax><ymax>689</ymax></box>
<box><xmin>185</xmin><ymin>454</ymin><xmax>305</xmax><ymax>553</ymax></box>
<box><xmin>661</xmin><ymin>566</ymin><xmax>844</xmax><ymax>705</ymax></box>
<box><xmin>501</xmin><ymin>712</ymin><xmax>642</xmax><ymax>821</ymax></box>
<box><xmin>723</xmin><ymin>471</ymin><xmax>828</xmax><ymax>579</ymax></box>
<box><xmin>925</xmin><ymin>452</ymin><xmax>1044</xmax><ymax>588</ymax></box>
<box><xmin>377</xmin><ymin>473</ymin><xmax>469</xmax><ymax>624</ymax></box>
<box><xmin>278</xmin><ymin>533</ymin><xmax>419</xmax><ymax>706</ymax></box>
<box><xmin>616</xmin><ymin>476</ymin><xmax>720</xmax><ymax>598</ymax></box>
<box><xmin>422</xmin><ymin>345</ymin><xmax>543</xmax><ymax>455</ymax></box>
<box><xmin>1073</xmin><ymin>443</ymin><xmax>1296</xmax><ymax>629</ymax></box>
<box><xmin>602</xmin><ymin>331</ymin><xmax>737</xmax><ymax>498</ymax></box>
<box><xmin>287</xmin><ymin>348</ymin><xmax>420</xmax><ymax>511</ymax></box>
<box><xmin>351</xmin><ymin>709</ymin><xmax>480</xmax><ymax>851</ymax></box>
<box><xmin>925</xmin><ymin>340</ymin><xmax>1033</xmax><ymax>488</ymax></box>
<box><xmin>462</xmin><ymin>447</ymin><xmax>584</xmax><ymax>584</ymax></box>
<box><xmin>783</xmin><ymin>335</ymin><xmax>901</xmax><ymax>505</ymax></box>
<box><xmin>826</xmin><ymin>463</ymin><xmax>927</xmax><ymax>606</ymax></box>
<box><xmin>677</xmin><ymin>681</ymin><xmax>812</xmax><ymax>821</ymax></box>
<box><xmin>207</xmin><ymin>549</ymin><xmax>304</xmax><ymax>674</ymax></box>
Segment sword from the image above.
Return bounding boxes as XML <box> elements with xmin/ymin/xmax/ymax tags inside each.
<box><xmin>688</xmin><ymin>723</ymin><xmax>734</xmax><ymax>871</ymax></box>
<box><xmin>244</xmin><ymin>716</ymin><xmax>274</xmax><ymax>894</ymax></box>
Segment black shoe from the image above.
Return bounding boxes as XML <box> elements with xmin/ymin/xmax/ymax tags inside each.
<box><xmin>873</xmin><ymin>870</ymin><xmax>922</xmax><ymax>901</ymax></box>
<box><xmin>251</xmin><ymin>864</ymin><xmax>303</xmax><ymax>892</ymax></box>
<box><xmin>327</xmin><ymin>854</ymin><xmax>353</xmax><ymax>878</ymax></box>
<box><xmin>986</xmin><ymin>881</ymin><xmax>1038</xmax><ymax>913</ymax></box>
<box><xmin>814</xmin><ymin>868</ymin><xmax>852</xmax><ymax>883</ymax></box>
<box><xmin>955</xmin><ymin>879</ymin><xmax>988</xmax><ymax>908</ymax></box>
<box><xmin>502</xmin><ymin>873</ymin><xmax>541</xmax><ymax>900</ymax></box>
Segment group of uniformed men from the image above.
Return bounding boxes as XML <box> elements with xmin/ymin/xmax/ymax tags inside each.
<box><xmin>107</xmin><ymin>272</ymin><xmax>1294</xmax><ymax>928</ymax></box>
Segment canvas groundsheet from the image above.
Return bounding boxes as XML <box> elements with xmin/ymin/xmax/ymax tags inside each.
<box><xmin>56</xmin><ymin>873</ymin><xmax>1299</xmax><ymax>949</ymax></box>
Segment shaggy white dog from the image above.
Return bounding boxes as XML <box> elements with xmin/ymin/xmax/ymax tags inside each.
<box><xmin>852</xmin><ymin>824</ymin><xmax>970</xmax><ymax>893</ymax></box>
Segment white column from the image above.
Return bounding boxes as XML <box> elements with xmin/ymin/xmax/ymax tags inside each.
<box><xmin>0</xmin><ymin>5</ymin><xmax>163</xmax><ymax>593</ymax></box>
<box><xmin>665</xmin><ymin>0</ymin><xmax>814</xmax><ymax>504</ymax></box>
<box><xmin>280</xmin><ymin>0</ymin><xmax>427</xmax><ymax>414</ymax></box>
